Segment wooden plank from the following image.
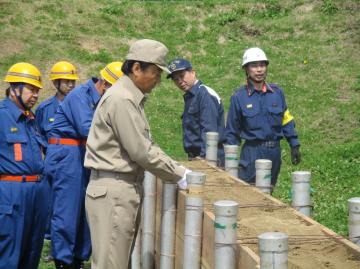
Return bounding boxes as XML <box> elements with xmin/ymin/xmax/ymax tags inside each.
<box><xmin>201</xmin><ymin>211</ymin><xmax>215</xmax><ymax>269</ymax></box>
<box><xmin>175</xmin><ymin>190</ymin><xmax>186</xmax><ymax>269</ymax></box>
<box><xmin>238</xmin><ymin>245</ymin><xmax>260</xmax><ymax>269</ymax></box>
<box><xmin>155</xmin><ymin>178</ymin><xmax>163</xmax><ymax>268</ymax></box>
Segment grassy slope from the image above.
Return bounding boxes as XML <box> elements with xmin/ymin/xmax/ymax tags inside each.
<box><xmin>0</xmin><ymin>0</ymin><xmax>359</xmax><ymax>267</ymax></box>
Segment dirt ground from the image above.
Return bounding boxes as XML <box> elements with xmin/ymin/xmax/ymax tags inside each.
<box><xmin>184</xmin><ymin>160</ymin><xmax>360</xmax><ymax>269</ymax></box>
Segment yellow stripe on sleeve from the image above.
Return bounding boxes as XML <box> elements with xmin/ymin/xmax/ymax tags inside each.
<box><xmin>282</xmin><ymin>109</ymin><xmax>294</xmax><ymax>126</ymax></box>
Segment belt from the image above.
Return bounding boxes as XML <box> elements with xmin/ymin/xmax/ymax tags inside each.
<box><xmin>245</xmin><ymin>140</ymin><xmax>280</xmax><ymax>148</ymax></box>
<box><xmin>91</xmin><ymin>169</ymin><xmax>137</xmax><ymax>182</ymax></box>
<box><xmin>49</xmin><ymin>137</ymin><xmax>87</xmax><ymax>146</ymax></box>
<box><xmin>0</xmin><ymin>174</ymin><xmax>40</xmax><ymax>182</ymax></box>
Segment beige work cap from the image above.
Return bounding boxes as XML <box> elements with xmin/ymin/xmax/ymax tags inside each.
<box><xmin>126</xmin><ymin>39</ymin><xmax>170</xmax><ymax>73</ymax></box>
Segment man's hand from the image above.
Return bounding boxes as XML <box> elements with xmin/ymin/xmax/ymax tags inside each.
<box><xmin>177</xmin><ymin>168</ymin><xmax>192</xmax><ymax>190</ymax></box>
<box><xmin>291</xmin><ymin>146</ymin><xmax>301</xmax><ymax>165</ymax></box>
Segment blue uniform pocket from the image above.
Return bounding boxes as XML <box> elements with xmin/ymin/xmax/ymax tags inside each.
<box><xmin>6</xmin><ymin>134</ymin><xmax>27</xmax><ymax>162</ymax></box>
<box><xmin>243</xmin><ymin>108</ymin><xmax>261</xmax><ymax>130</ymax></box>
<box><xmin>0</xmin><ymin>204</ymin><xmax>14</xmax><ymax>237</ymax></box>
<box><xmin>188</xmin><ymin>104</ymin><xmax>199</xmax><ymax>115</ymax></box>
<box><xmin>267</xmin><ymin>107</ymin><xmax>283</xmax><ymax>127</ymax></box>
<box><xmin>5</xmin><ymin>133</ymin><xmax>27</xmax><ymax>143</ymax></box>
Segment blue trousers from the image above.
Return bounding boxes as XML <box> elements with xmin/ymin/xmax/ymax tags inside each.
<box><xmin>238</xmin><ymin>142</ymin><xmax>281</xmax><ymax>186</ymax></box>
<box><xmin>45</xmin><ymin>144</ymin><xmax>91</xmax><ymax>264</ymax></box>
<box><xmin>0</xmin><ymin>179</ymin><xmax>48</xmax><ymax>269</ymax></box>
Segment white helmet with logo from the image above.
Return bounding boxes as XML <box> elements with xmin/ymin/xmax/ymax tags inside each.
<box><xmin>242</xmin><ymin>47</ymin><xmax>269</xmax><ymax>67</ymax></box>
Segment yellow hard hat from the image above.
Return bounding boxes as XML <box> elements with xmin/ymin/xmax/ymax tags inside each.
<box><xmin>4</xmin><ymin>62</ymin><xmax>43</xmax><ymax>89</ymax></box>
<box><xmin>50</xmin><ymin>61</ymin><xmax>79</xmax><ymax>81</ymax></box>
<box><xmin>100</xmin><ymin>61</ymin><xmax>123</xmax><ymax>85</ymax></box>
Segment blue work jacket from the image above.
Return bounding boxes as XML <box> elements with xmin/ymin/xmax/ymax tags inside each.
<box><xmin>0</xmin><ymin>98</ymin><xmax>44</xmax><ymax>175</ymax></box>
<box><xmin>35</xmin><ymin>95</ymin><xmax>60</xmax><ymax>142</ymax></box>
<box><xmin>226</xmin><ymin>82</ymin><xmax>299</xmax><ymax>147</ymax></box>
<box><xmin>182</xmin><ymin>80</ymin><xmax>225</xmax><ymax>157</ymax></box>
<box><xmin>48</xmin><ymin>78</ymin><xmax>100</xmax><ymax>139</ymax></box>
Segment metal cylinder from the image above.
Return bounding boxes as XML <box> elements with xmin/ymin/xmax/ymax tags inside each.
<box><xmin>131</xmin><ymin>231</ymin><xmax>141</xmax><ymax>269</ymax></box>
<box><xmin>183</xmin><ymin>196</ymin><xmax>204</xmax><ymax>269</ymax></box>
<box><xmin>159</xmin><ymin>183</ymin><xmax>177</xmax><ymax>269</ymax></box>
<box><xmin>258</xmin><ymin>232</ymin><xmax>288</xmax><ymax>269</ymax></box>
<box><xmin>214</xmin><ymin>200</ymin><xmax>239</xmax><ymax>269</ymax></box>
<box><xmin>224</xmin><ymin>145</ymin><xmax>239</xmax><ymax>178</ymax></box>
<box><xmin>348</xmin><ymin>197</ymin><xmax>360</xmax><ymax>245</ymax></box>
<box><xmin>141</xmin><ymin>171</ymin><xmax>156</xmax><ymax>269</ymax></box>
<box><xmin>291</xmin><ymin>171</ymin><xmax>312</xmax><ymax>216</ymax></box>
<box><xmin>186</xmin><ymin>171</ymin><xmax>206</xmax><ymax>196</ymax></box>
<box><xmin>206</xmin><ymin>132</ymin><xmax>219</xmax><ymax>166</ymax></box>
<box><xmin>255</xmin><ymin>159</ymin><xmax>272</xmax><ymax>194</ymax></box>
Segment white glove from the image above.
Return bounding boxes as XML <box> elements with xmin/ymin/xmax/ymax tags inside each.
<box><xmin>177</xmin><ymin>168</ymin><xmax>192</xmax><ymax>190</ymax></box>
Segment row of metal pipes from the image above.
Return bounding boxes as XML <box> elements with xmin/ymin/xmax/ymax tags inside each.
<box><xmin>130</xmin><ymin>132</ymin><xmax>360</xmax><ymax>269</ymax></box>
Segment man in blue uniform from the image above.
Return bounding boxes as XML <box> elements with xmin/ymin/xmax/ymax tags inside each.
<box><xmin>44</xmin><ymin>62</ymin><xmax>123</xmax><ymax>269</ymax></box>
<box><xmin>226</xmin><ymin>47</ymin><xmax>301</xmax><ymax>187</ymax></box>
<box><xmin>0</xmin><ymin>62</ymin><xmax>49</xmax><ymax>269</ymax></box>
<box><xmin>36</xmin><ymin>61</ymin><xmax>79</xmax><ymax>142</ymax></box>
<box><xmin>35</xmin><ymin>61</ymin><xmax>79</xmax><ymax>262</ymax></box>
<box><xmin>167</xmin><ymin>58</ymin><xmax>225</xmax><ymax>166</ymax></box>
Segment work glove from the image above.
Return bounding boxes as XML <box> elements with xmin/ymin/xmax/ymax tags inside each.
<box><xmin>177</xmin><ymin>168</ymin><xmax>192</xmax><ymax>190</ymax></box>
<box><xmin>291</xmin><ymin>146</ymin><xmax>301</xmax><ymax>165</ymax></box>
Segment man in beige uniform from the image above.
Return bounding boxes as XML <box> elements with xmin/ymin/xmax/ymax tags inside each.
<box><xmin>84</xmin><ymin>39</ymin><xmax>190</xmax><ymax>269</ymax></box>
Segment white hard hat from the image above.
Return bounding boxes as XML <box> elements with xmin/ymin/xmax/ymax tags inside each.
<box><xmin>242</xmin><ymin>47</ymin><xmax>269</xmax><ymax>67</ymax></box>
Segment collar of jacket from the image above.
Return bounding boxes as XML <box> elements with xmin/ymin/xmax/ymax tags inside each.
<box><xmin>4</xmin><ymin>97</ymin><xmax>34</xmax><ymax>121</ymax></box>
<box><xmin>120</xmin><ymin>75</ymin><xmax>146</xmax><ymax>107</ymax></box>
<box><xmin>246</xmin><ymin>80</ymin><xmax>274</xmax><ymax>96</ymax></box>
<box><xmin>87</xmin><ymin>77</ymin><xmax>101</xmax><ymax>106</ymax></box>
<box><xmin>184</xmin><ymin>79</ymin><xmax>202</xmax><ymax>98</ymax></box>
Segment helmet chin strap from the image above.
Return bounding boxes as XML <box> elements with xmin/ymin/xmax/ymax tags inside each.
<box><xmin>11</xmin><ymin>83</ymin><xmax>30</xmax><ymax>112</ymax></box>
<box><xmin>55</xmin><ymin>80</ymin><xmax>67</xmax><ymax>96</ymax></box>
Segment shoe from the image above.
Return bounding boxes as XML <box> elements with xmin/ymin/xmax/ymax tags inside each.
<box><xmin>43</xmin><ymin>254</ymin><xmax>54</xmax><ymax>262</ymax></box>
<box><xmin>54</xmin><ymin>260</ymin><xmax>74</xmax><ymax>269</ymax></box>
<box><xmin>73</xmin><ymin>259</ymin><xmax>85</xmax><ymax>269</ymax></box>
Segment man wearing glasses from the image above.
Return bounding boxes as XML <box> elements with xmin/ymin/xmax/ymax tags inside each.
<box><xmin>0</xmin><ymin>62</ymin><xmax>49</xmax><ymax>269</ymax></box>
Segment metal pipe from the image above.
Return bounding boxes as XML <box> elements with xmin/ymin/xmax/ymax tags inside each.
<box><xmin>159</xmin><ymin>183</ymin><xmax>177</xmax><ymax>269</ymax></box>
<box><xmin>291</xmin><ymin>171</ymin><xmax>311</xmax><ymax>216</ymax></box>
<box><xmin>131</xmin><ymin>231</ymin><xmax>141</xmax><ymax>269</ymax></box>
<box><xmin>255</xmin><ymin>159</ymin><xmax>272</xmax><ymax>194</ymax></box>
<box><xmin>186</xmin><ymin>171</ymin><xmax>206</xmax><ymax>195</ymax></box>
<box><xmin>183</xmin><ymin>172</ymin><xmax>206</xmax><ymax>269</ymax></box>
<box><xmin>224</xmin><ymin>145</ymin><xmax>239</xmax><ymax>178</ymax></box>
<box><xmin>348</xmin><ymin>197</ymin><xmax>360</xmax><ymax>245</ymax></box>
<box><xmin>206</xmin><ymin>132</ymin><xmax>219</xmax><ymax>166</ymax></box>
<box><xmin>258</xmin><ymin>232</ymin><xmax>288</xmax><ymax>269</ymax></box>
<box><xmin>214</xmin><ymin>200</ymin><xmax>239</xmax><ymax>269</ymax></box>
<box><xmin>141</xmin><ymin>171</ymin><xmax>156</xmax><ymax>269</ymax></box>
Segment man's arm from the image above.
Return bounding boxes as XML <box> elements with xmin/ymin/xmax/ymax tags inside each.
<box><xmin>108</xmin><ymin>97</ymin><xmax>185</xmax><ymax>183</ymax></box>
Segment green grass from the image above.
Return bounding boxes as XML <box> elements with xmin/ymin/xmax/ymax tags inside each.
<box><xmin>0</xmin><ymin>0</ymin><xmax>359</xmax><ymax>267</ymax></box>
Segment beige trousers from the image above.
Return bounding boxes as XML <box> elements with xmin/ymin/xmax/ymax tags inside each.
<box><xmin>85</xmin><ymin>171</ymin><xmax>141</xmax><ymax>269</ymax></box>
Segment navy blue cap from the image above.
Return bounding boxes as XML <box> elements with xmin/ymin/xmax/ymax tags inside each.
<box><xmin>167</xmin><ymin>58</ymin><xmax>192</xmax><ymax>78</ymax></box>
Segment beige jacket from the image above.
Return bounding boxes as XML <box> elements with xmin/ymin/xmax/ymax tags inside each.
<box><xmin>84</xmin><ymin>75</ymin><xmax>185</xmax><ymax>183</ymax></box>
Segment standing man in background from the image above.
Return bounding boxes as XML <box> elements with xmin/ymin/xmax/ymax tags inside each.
<box><xmin>84</xmin><ymin>39</ymin><xmax>190</xmax><ymax>269</ymax></box>
<box><xmin>44</xmin><ymin>62</ymin><xmax>123</xmax><ymax>269</ymax></box>
<box><xmin>35</xmin><ymin>61</ymin><xmax>79</xmax><ymax>262</ymax></box>
<box><xmin>167</xmin><ymin>58</ymin><xmax>225</xmax><ymax>166</ymax></box>
<box><xmin>36</xmin><ymin>61</ymin><xmax>79</xmax><ymax>142</ymax></box>
<box><xmin>0</xmin><ymin>63</ymin><xmax>49</xmax><ymax>269</ymax></box>
<box><xmin>226</xmin><ymin>47</ymin><xmax>301</xmax><ymax>187</ymax></box>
